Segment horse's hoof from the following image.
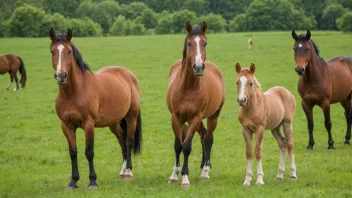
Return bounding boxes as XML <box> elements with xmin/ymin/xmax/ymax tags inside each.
<box><xmin>168</xmin><ymin>179</ymin><xmax>178</xmax><ymax>184</ymax></box>
<box><xmin>243</xmin><ymin>182</ymin><xmax>251</xmax><ymax>186</ymax></box>
<box><xmin>276</xmin><ymin>176</ymin><xmax>283</xmax><ymax>180</ymax></box>
<box><xmin>66</xmin><ymin>185</ymin><xmax>77</xmax><ymax>190</ymax></box>
<box><xmin>344</xmin><ymin>141</ymin><xmax>350</xmax><ymax>146</ymax></box>
<box><xmin>306</xmin><ymin>145</ymin><xmax>313</xmax><ymax>150</ymax></box>
<box><xmin>119</xmin><ymin>174</ymin><xmax>124</xmax><ymax>179</ymax></box>
<box><xmin>199</xmin><ymin>175</ymin><xmax>210</xmax><ymax>180</ymax></box>
<box><xmin>123</xmin><ymin>174</ymin><xmax>133</xmax><ymax>180</ymax></box>
<box><xmin>88</xmin><ymin>185</ymin><xmax>98</xmax><ymax>190</ymax></box>
<box><xmin>328</xmin><ymin>145</ymin><xmax>335</xmax><ymax>150</ymax></box>
<box><xmin>181</xmin><ymin>183</ymin><xmax>190</xmax><ymax>188</ymax></box>
<box><xmin>290</xmin><ymin>176</ymin><xmax>297</xmax><ymax>180</ymax></box>
<box><xmin>255</xmin><ymin>181</ymin><xmax>264</xmax><ymax>185</ymax></box>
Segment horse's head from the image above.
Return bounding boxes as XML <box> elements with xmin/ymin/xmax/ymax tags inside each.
<box><xmin>184</xmin><ymin>21</ymin><xmax>207</xmax><ymax>76</ymax></box>
<box><xmin>235</xmin><ymin>63</ymin><xmax>257</xmax><ymax>106</ymax></box>
<box><xmin>49</xmin><ymin>28</ymin><xmax>74</xmax><ymax>85</ymax></box>
<box><xmin>292</xmin><ymin>30</ymin><xmax>312</xmax><ymax>76</ymax></box>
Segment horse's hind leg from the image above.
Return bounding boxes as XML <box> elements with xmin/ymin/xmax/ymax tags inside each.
<box><xmin>109</xmin><ymin>124</ymin><xmax>127</xmax><ymax>178</ymax></box>
<box><xmin>13</xmin><ymin>73</ymin><xmax>19</xmax><ymax>91</ymax></box>
<box><xmin>271</xmin><ymin>126</ymin><xmax>286</xmax><ymax>180</ymax></box>
<box><xmin>5</xmin><ymin>72</ymin><xmax>13</xmax><ymax>91</ymax></box>
<box><xmin>168</xmin><ymin>124</ymin><xmax>186</xmax><ymax>183</ymax></box>
<box><xmin>340</xmin><ymin>98</ymin><xmax>352</xmax><ymax>145</ymax></box>
<box><xmin>321</xmin><ymin>101</ymin><xmax>335</xmax><ymax>149</ymax></box>
<box><xmin>282</xmin><ymin>121</ymin><xmax>297</xmax><ymax>179</ymax></box>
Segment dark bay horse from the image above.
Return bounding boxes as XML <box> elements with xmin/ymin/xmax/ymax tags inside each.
<box><xmin>166</xmin><ymin>21</ymin><xmax>225</xmax><ymax>187</ymax></box>
<box><xmin>235</xmin><ymin>63</ymin><xmax>297</xmax><ymax>186</ymax></box>
<box><xmin>292</xmin><ymin>30</ymin><xmax>352</xmax><ymax>150</ymax></box>
<box><xmin>0</xmin><ymin>54</ymin><xmax>27</xmax><ymax>91</ymax></box>
<box><xmin>49</xmin><ymin>28</ymin><xmax>142</xmax><ymax>189</ymax></box>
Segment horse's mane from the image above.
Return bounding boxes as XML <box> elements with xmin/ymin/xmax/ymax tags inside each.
<box><xmin>296</xmin><ymin>34</ymin><xmax>320</xmax><ymax>56</ymax></box>
<box><xmin>50</xmin><ymin>34</ymin><xmax>92</xmax><ymax>73</ymax></box>
<box><xmin>182</xmin><ymin>27</ymin><xmax>206</xmax><ymax>63</ymax></box>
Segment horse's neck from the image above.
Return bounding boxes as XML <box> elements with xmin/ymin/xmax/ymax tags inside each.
<box><xmin>304</xmin><ymin>45</ymin><xmax>326</xmax><ymax>83</ymax></box>
<box><xmin>180</xmin><ymin>59</ymin><xmax>201</xmax><ymax>89</ymax></box>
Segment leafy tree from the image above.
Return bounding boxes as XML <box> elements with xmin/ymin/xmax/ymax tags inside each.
<box><xmin>182</xmin><ymin>0</ymin><xmax>209</xmax><ymax>16</ymax></box>
<box><xmin>298</xmin><ymin>0</ymin><xmax>328</xmax><ymax>28</ymax></box>
<box><xmin>43</xmin><ymin>0</ymin><xmax>82</xmax><ymax>18</ymax></box>
<box><xmin>120</xmin><ymin>2</ymin><xmax>149</xmax><ymax>20</ymax></box>
<box><xmin>336</xmin><ymin>11</ymin><xmax>352</xmax><ymax>33</ymax></box>
<box><xmin>140</xmin><ymin>8</ymin><xmax>158</xmax><ymax>29</ymax></box>
<box><xmin>155</xmin><ymin>12</ymin><xmax>173</xmax><ymax>34</ymax></box>
<box><xmin>68</xmin><ymin>17</ymin><xmax>102</xmax><ymax>36</ymax></box>
<box><xmin>320</xmin><ymin>4</ymin><xmax>348</xmax><ymax>30</ymax></box>
<box><xmin>9</xmin><ymin>4</ymin><xmax>46</xmax><ymax>37</ymax></box>
<box><xmin>109</xmin><ymin>15</ymin><xmax>126</xmax><ymax>36</ymax></box>
<box><xmin>40</xmin><ymin>13</ymin><xmax>69</xmax><ymax>37</ymax></box>
<box><xmin>130</xmin><ymin>20</ymin><xmax>146</xmax><ymax>35</ymax></box>
<box><xmin>228</xmin><ymin>14</ymin><xmax>248</xmax><ymax>32</ymax></box>
<box><xmin>170</xmin><ymin>9</ymin><xmax>197</xmax><ymax>34</ymax></box>
<box><xmin>200</xmin><ymin>13</ymin><xmax>227</xmax><ymax>33</ymax></box>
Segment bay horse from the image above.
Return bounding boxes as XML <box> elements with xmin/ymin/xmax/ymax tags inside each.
<box><xmin>235</xmin><ymin>63</ymin><xmax>297</xmax><ymax>186</ymax></box>
<box><xmin>0</xmin><ymin>54</ymin><xmax>27</xmax><ymax>91</ymax></box>
<box><xmin>292</xmin><ymin>30</ymin><xmax>352</xmax><ymax>150</ymax></box>
<box><xmin>166</xmin><ymin>21</ymin><xmax>225</xmax><ymax>187</ymax></box>
<box><xmin>49</xmin><ymin>28</ymin><xmax>142</xmax><ymax>190</ymax></box>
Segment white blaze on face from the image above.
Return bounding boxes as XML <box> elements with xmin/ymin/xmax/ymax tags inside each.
<box><xmin>298</xmin><ymin>43</ymin><xmax>302</xmax><ymax>48</ymax></box>
<box><xmin>57</xmin><ymin>44</ymin><xmax>64</xmax><ymax>74</ymax></box>
<box><xmin>239</xmin><ymin>76</ymin><xmax>248</xmax><ymax>100</ymax></box>
<box><xmin>194</xmin><ymin>36</ymin><xmax>202</xmax><ymax>65</ymax></box>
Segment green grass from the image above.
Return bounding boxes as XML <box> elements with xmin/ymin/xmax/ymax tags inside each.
<box><xmin>1</xmin><ymin>31</ymin><xmax>352</xmax><ymax>197</ymax></box>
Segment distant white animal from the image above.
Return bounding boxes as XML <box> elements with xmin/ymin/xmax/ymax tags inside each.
<box><xmin>248</xmin><ymin>39</ymin><xmax>253</xmax><ymax>50</ymax></box>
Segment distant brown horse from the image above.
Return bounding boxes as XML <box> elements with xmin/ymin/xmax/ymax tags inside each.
<box><xmin>49</xmin><ymin>28</ymin><xmax>142</xmax><ymax>190</ymax></box>
<box><xmin>0</xmin><ymin>54</ymin><xmax>27</xmax><ymax>91</ymax></box>
<box><xmin>292</xmin><ymin>30</ymin><xmax>352</xmax><ymax>150</ymax></box>
<box><xmin>166</xmin><ymin>21</ymin><xmax>225</xmax><ymax>187</ymax></box>
<box><xmin>235</xmin><ymin>63</ymin><xmax>297</xmax><ymax>186</ymax></box>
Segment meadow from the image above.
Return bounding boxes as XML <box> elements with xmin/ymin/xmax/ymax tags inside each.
<box><xmin>0</xmin><ymin>31</ymin><xmax>352</xmax><ymax>197</ymax></box>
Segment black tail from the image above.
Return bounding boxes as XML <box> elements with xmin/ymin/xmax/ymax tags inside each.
<box><xmin>119</xmin><ymin>111</ymin><xmax>142</xmax><ymax>155</ymax></box>
<box><xmin>17</xmin><ymin>56</ymin><xmax>27</xmax><ymax>88</ymax></box>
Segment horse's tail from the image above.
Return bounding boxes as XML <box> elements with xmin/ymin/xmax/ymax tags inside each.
<box><xmin>17</xmin><ymin>56</ymin><xmax>27</xmax><ymax>88</ymax></box>
<box><xmin>119</xmin><ymin>111</ymin><xmax>142</xmax><ymax>155</ymax></box>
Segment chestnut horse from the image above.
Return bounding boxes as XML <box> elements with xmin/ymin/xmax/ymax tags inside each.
<box><xmin>0</xmin><ymin>54</ymin><xmax>27</xmax><ymax>91</ymax></box>
<box><xmin>167</xmin><ymin>21</ymin><xmax>225</xmax><ymax>187</ymax></box>
<box><xmin>248</xmin><ymin>39</ymin><xmax>253</xmax><ymax>50</ymax></box>
<box><xmin>235</xmin><ymin>63</ymin><xmax>297</xmax><ymax>186</ymax></box>
<box><xmin>49</xmin><ymin>28</ymin><xmax>142</xmax><ymax>189</ymax></box>
<box><xmin>292</xmin><ymin>30</ymin><xmax>352</xmax><ymax>150</ymax></box>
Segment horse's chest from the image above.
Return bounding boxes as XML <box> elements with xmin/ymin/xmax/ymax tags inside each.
<box><xmin>56</xmin><ymin>100</ymin><xmax>89</xmax><ymax>127</ymax></box>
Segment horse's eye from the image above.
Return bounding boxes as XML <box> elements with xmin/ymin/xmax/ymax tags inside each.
<box><xmin>305</xmin><ymin>48</ymin><xmax>309</xmax><ymax>52</ymax></box>
<box><xmin>68</xmin><ymin>51</ymin><xmax>72</xmax><ymax>55</ymax></box>
<box><xmin>204</xmin><ymin>42</ymin><xmax>208</xmax><ymax>47</ymax></box>
<box><xmin>187</xmin><ymin>43</ymin><xmax>191</xmax><ymax>47</ymax></box>
<box><xmin>250</xmin><ymin>83</ymin><xmax>253</xmax><ymax>86</ymax></box>
<box><xmin>50</xmin><ymin>51</ymin><xmax>54</xmax><ymax>55</ymax></box>
<box><xmin>236</xmin><ymin>81</ymin><xmax>239</xmax><ymax>85</ymax></box>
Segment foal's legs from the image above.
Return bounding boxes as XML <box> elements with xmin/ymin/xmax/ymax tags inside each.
<box><xmin>282</xmin><ymin>121</ymin><xmax>297</xmax><ymax>179</ymax></box>
<box><xmin>5</xmin><ymin>72</ymin><xmax>13</xmax><ymax>91</ymax></box>
<box><xmin>109</xmin><ymin>124</ymin><xmax>127</xmax><ymax>178</ymax></box>
<box><xmin>254</xmin><ymin>126</ymin><xmax>265</xmax><ymax>185</ymax></box>
<box><xmin>61</xmin><ymin>122</ymin><xmax>79</xmax><ymax>190</ymax></box>
<box><xmin>302</xmin><ymin>101</ymin><xmax>315</xmax><ymax>150</ymax></box>
<box><xmin>271</xmin><ymin>126</ymin><xmax>286</xmax><ymax>180</ymax></box>
<box><xmin>321</xmin><ymin>101</ymin><xmax>335</xmax><ymax>149</ymax></box>
<box><xmin>242</xmin><ymin>127</ymin><xmax>253</xmax><ymax>186</ymax></box>
<box><xmin>83</xmin><ymin>120</ymin><xmax>98</xmax><ymax>189</ymax></box>
<box><xmin>340</xmin><ymin>99</ymin><xmax>352</xmax><ymax>145</ymax></box>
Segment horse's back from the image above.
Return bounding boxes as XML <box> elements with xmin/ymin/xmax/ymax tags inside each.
<box><xmin>0</xmin><ymin>54</ymin><xmax>19</xmax><ymax>74</ymax></box>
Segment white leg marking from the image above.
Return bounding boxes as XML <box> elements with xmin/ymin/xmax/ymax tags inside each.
<box><xmin>243</xmin><ymin>159</ymin><xmax>252</xmax><ymax>186</ymax></box>
<box><xmin>181</xmin><ymin>174</ymin><xmax>190</xmax><ymax>187</ymax></box>
<box><xmin>239</xmin><ymin>76</ymin><xmax>247</xmax><ymax>100</ymax></box>
<box><xmin>200</xmin><ymin>165</ymin><xmax>210</xmax><ymax>179</ymax></box>
<box><xmin>290</xmin><ymin>153</ymin><xmax>297</xmax><ymax>179</ymax></box>
<box><xmin>125</xmin><ymin>168</ymin><xmax>133</xmax><ymax>177</ymax></box>
<box><xmin>6</xmin><ymin>81</ymin><xmax>12</xmax><ymax>90</ymax></box>
<box><xmin>57</xmin><ymin>44</ymin><xmax>64</xmax><ymax>74</ymax></box>
<box><xmin>276</xmin><ymin>148</ymin><xmax>286</xmax><ymax>180</ymax></box>
<box><xmin>194</xmin><ymin>36</ymin><xmax>202</xmax><ymax>65</ymax></box>
<box><xmin>256</xmin><ymin>160</ymin><xmax>264</xmax><ymax>185</ymax></box>
<box><xmin>168</xmin><ymin>164</ymin><xmax>181</xmax><ymax>183</ymax></box>
<box><xmin>119</xmin><ymin>160</ymin><xmax>126</xmax><ymax>177</ymax></box>
<box><xmin>13</xmin><ymin>87</ymin><xmax>17</xmax><ymax>91</ymax></box>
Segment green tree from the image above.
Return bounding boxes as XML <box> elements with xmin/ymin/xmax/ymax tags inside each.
<box><xmin>336</xmin><ymin>11</ymin><xmax>352</xmax><ymax>33</ymax></box>
<box><xmin>170</xmin><ymin>9</ymin><xmax>197</xmax><ymax>34</ymax></box>
<box><xmin>182</xmin><ymin>0</ymin><xmax>209</xmax><ymax>16</ymax></box>
<box><xmin>120</xmin><ymin>2</ymin><xmax>149</xmax><ymax>20</ymax></box>
<box><xmin>68</xmin><ymin>17</ymin><xmax>102</xmax><ymax>37</ymax></box>
<box><xmin>155</xmin><ymin>12</ymin><xmax>173</xmax><ymax>34</ymax></box>
<box><xmin>9</xmin><ymin>4</ymin><xmax>46</xmax><ymax>37</ymax></box>
<box><xmin>109</xmin><ymin>15</ymin><xmax>126</xmax><ymax>36</ymax></box>
<box><xmin>130</xmin><ymin>20</ymin><xmax>146</xmax><ymax>35</ymax></box>
<box><xmin>43</xmin><ymin>0</ymin><xmax>82</xmax><ymax>18</ymax></box>
<box><xmin>200</xmin><ymin>13</ymin><xmax>227</xmax><ymax>33</ymax></box>
<box><xmin>228</xmin><ymin>14</ymin><xmax>248</xmax><ymax>32</ymax></box>
<box><xmin>320</xmin><ymin>4</ymin><xmax>348</xmax><ymax>30</ymax></box>
<box><xmin>298</xmin><ymin>0</ymin><xmax>328</xmax><ymax>29</ymax></box>
<box><xmin>140</xmin><ymin>8</ymin><xmax>158</xmax><ymax>29</ymax></box>
<box><xmin>40</xmin><ymin>13</ymin><xmax>69</xmax><ymax>37</ymax></box>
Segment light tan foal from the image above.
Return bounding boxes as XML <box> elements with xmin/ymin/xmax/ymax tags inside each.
<box><xmin>235</xmin><ymin>63</ymin><xmax>297</xmax><ymax>186</ymax></box>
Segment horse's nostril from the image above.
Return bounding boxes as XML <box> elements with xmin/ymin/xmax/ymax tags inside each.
<box><xmin>202</xmin><ymin>63</ymin><xmax>205</xmax><ymax>70</ymax></box>
<box><xmin>243</xmin><ymin>98</ymin><xmax>247</xmax><ymax>102</ymax></box>
<box><xmin>63</xmin><ymin>72</ymin><xmax>68</xmax><ymax>77</ymax></box>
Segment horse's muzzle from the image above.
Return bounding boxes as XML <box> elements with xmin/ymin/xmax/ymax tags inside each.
<box><xmin>54</xmin><ymin>72</ymin><xmax>68</xmax><ymax>85</ymax></box>
<box><xmin>295</xmin><ymin>67</ymin><xmax>305</xmax><ymax>76</ymax></box>
<box><xmin>237</xmin><ymin>98</ymin><xmax>247</xmax><ymax>106</ymax></box>
<box><xmin>193</xmin><ymin>63</ymin><xmax>205</xmax><ymax>76</ymax></box>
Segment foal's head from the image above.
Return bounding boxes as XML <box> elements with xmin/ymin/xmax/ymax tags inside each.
<box><xmin>291</xmin><ymin>30</ymin><xmax>319</xmax><ymax>76</ymax></box>
<box><xmin>183</xmin><ymin>21</ymin><xmax>208</xmax><ymax>76</ymax></box>
<box><xmin>235</xmin><ymin>63</ymin><xmax>258</xmax><ymax>106</ymax></box>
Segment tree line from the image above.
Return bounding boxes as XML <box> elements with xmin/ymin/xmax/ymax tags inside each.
<box><xmin>0</xmin><ymin>0</ymin><xmax>351</xmax><ymax>37</ymax></box>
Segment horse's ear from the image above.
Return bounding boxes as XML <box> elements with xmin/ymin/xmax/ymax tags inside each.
<box><xmin>235</xmin><ymin>63</ymin><xmax>241</xmax><ymax>74</ymax></box>
<box><xmin>186</xmin><ymin>21</ymin><xmax>192</xmax><ymax>33</ymax></box>
<box><xmin>306</xmin><ymin>30</ymin><xmax>311</xmax><ymax>40</ymax></box>
<box><xmin>292</xmin><ymin>30</ymin><xmax>298</xmax><ymax>41</ymax></box>
<box><xmin>250</xmin><ymin>63</ymin><xmax>255</xmax><ymax>74</ymax></box>
<box><xmin>66</xmin><ymin>28</ymin><xmax>72</xmax><ymax>41</ymax></box>
<box><xmin>201</xmin><ymin>21</ymin><xmax>207</xmax><ymax>33</ymax></box>
<box><xmin>49</xmin><ymin>28</ymin><xmax>56</xmax><ymax>41</ymax></box>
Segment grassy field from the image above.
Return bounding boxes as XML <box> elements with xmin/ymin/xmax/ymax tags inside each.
<box><xmin>1</xmin><ymin>31</ymin><xmax>352</xmax><ymax>197</ymax></box>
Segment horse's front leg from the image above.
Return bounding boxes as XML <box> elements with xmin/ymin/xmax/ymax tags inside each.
<box><xmin>83</xmin><ymin>120</ymin><xmax>98</xmax><ymax>189</ymax></box>
<box><xmin>254</xmin><ymin>126</ymin><xmax>265</xmax><ymax>185</ymax></box>
<box><xmin>242</xmin><ymin>127</ymin><xmax>253</xmax><ymax>186</ymax></box>
<box><xmin>321</xmin><ymin>101</ymin><xmax>335</xmax><ymax>150</ymax></box>
<box><xmin>181</xmin><ymin>113</ymin><xmax>202</xmax><ymax>188</ymax></box>
<box><xmin>302</xmin><ymin>100</ymin><xmax>315</xmax><ymax>150</ymax></box>
<box><xmin>61</xmin><ymin>122</ymin><xmax>79</xmax><ymax>190</ymax></box>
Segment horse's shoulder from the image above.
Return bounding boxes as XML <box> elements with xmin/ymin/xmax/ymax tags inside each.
<box><xmin>169</xmin><ymin>59</ymin><xmax>182</xmax><ymax>77</ymax></box>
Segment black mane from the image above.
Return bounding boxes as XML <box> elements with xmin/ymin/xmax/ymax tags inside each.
<box><xmin>182</xmin><ymin>27</ymin><xmax>206</xmax><ymax>63</ymax></box>
<box><xmin>296</xmin><ymin>34</ymin><xmax>320</xmax><ymax>56</ymax></box>
<box><xmin>50</xmin><ymin>34</ymin><xmax>92</xmax><ymax>73</ymax></box>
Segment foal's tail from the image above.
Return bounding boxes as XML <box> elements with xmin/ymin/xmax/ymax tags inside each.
<box><xmin>17</xmin><ymin>56</ymin><xmax>27</xmax><ymax>88</ymax></box>
<box><xmin>119</xmin><ymin>111</ymin><xmax>142</xmax><ymax>155</ymax></box>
